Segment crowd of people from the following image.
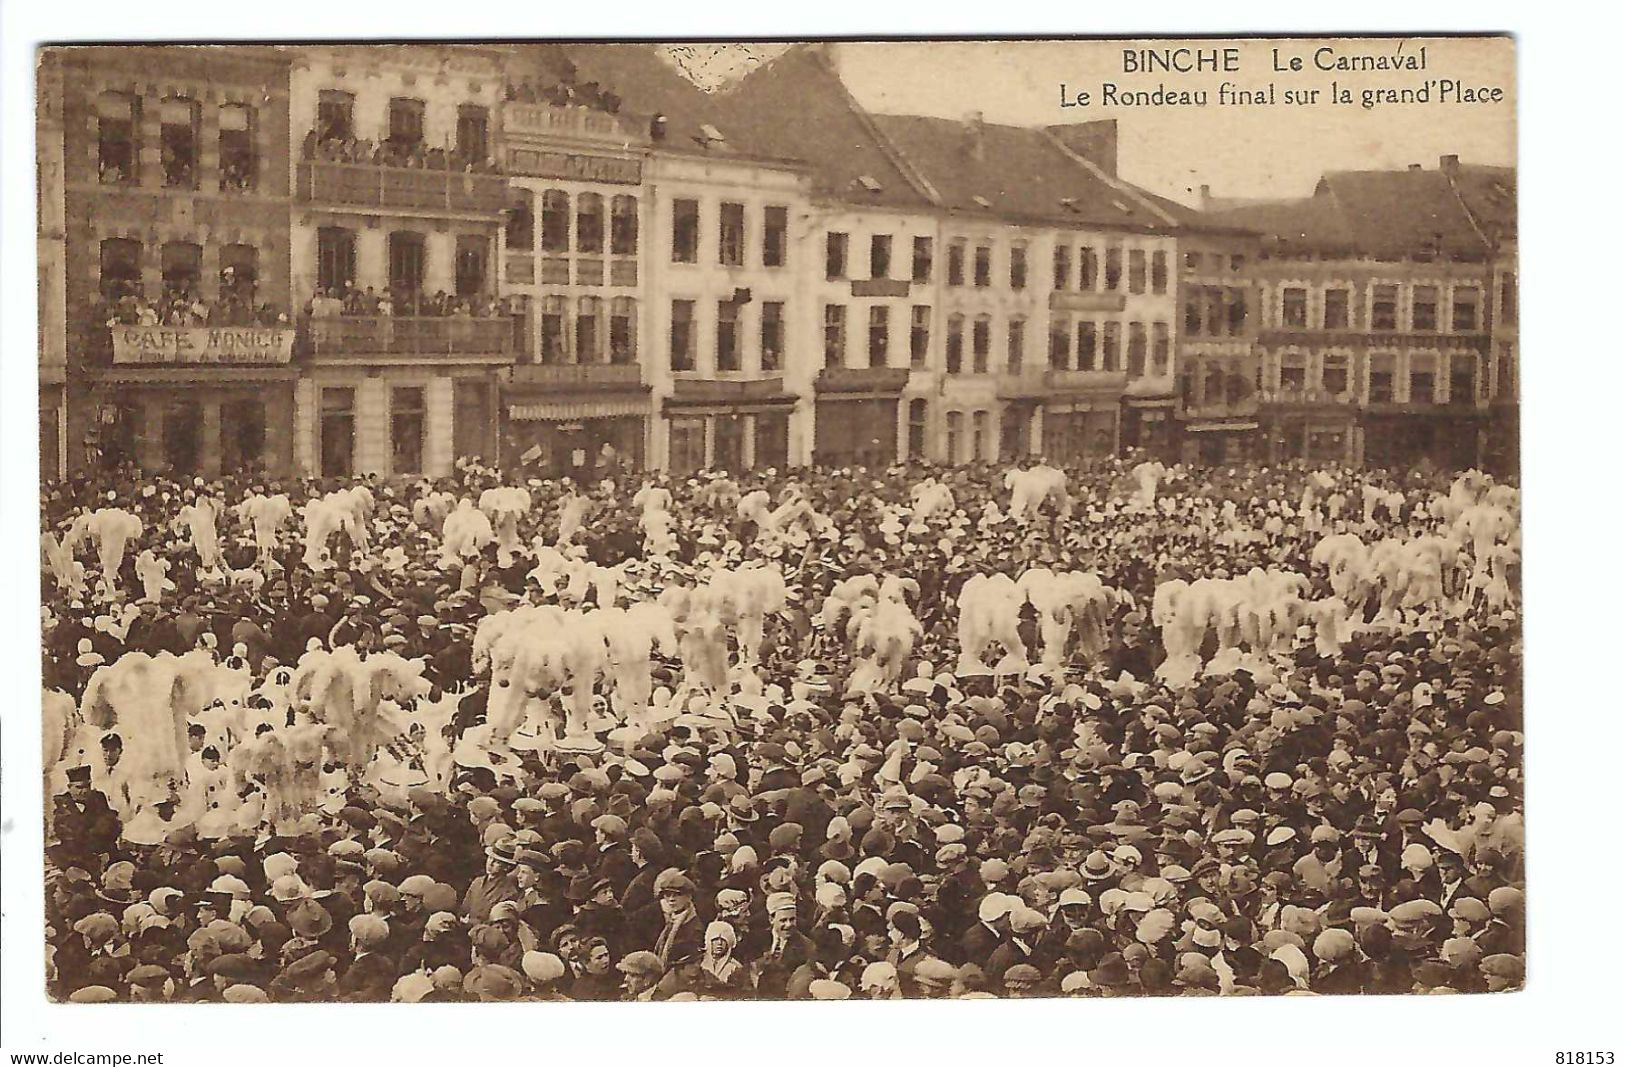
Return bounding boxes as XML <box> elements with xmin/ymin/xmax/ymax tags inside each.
<box><xmin>300</xmin><ymin>130</ymin><xmax>498</xmax><ymax>174</ymax></box>
<box><xmin>39</xmin><ymin>455</ymin><xmax>1524</xmax><ymax>1002</ymax></box>
<box><xmin>97</xmin><ymin>281</ymin><xmax>287</xmax><ymax>330</ymax></box>
<box><xmin>305</xmin><ymin>286</ymin><xmax>504</xmax><ymax>321</ymax></box>
<box><xmin>505</xmin><ymin>77</ymin><xmax>624</xmax><ymax>115</ymax></box>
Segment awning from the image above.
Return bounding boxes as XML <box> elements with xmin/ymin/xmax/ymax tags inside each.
<box><xmin>508</xmin><ymin>398</ymin><xmax>648</xmax><ymax>421</ymax></box>
<box><xmin>1185</xmin><ymin>421</ymin><xmax>1259</xmax><ymax>433</ymax></box>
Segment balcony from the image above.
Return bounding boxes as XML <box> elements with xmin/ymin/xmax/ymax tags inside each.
<box><xmin>814</xmin><ymin>366</ymin><xmax>912</xmax><ymax>394</ymax></box>
<box><xmin>1049</xmin><ymin>290</ymin><xmax>1128</xmax><ymax>313</ymax></box>
<box><xmin>1257</xmin><ymin>387</ymin><xmax>1357</xmax><ymax>410</ymax></box>
<box><xmin>507</xmin><ymin>362</ymin><xmax>644</xmax><ymax>388</ymax></box>
<box><xmin>301</xmin><ymin>316</ymin><xmax>513</xmax><ymax>360</ymax></box>
<box><xmin>297</xmin><ymin>161</ymin><xmax>508</xmax><ymax>215</ymax></box>
<box><xmin>1182</xmin><ymin>397</ymin><xmax>1260</xmax><ymax>419</ymax></box>
<box><xmin>669</xmin><ymin>375</ymin><xmax>792</xmax><ymax>406</ymax></box>
<box><xmin>505</xmin><ymin>252</ymin><xmax>536</xmax><ymax>285</ymax></box>
<box><xmin>850</xmin><ymin>278</ymin><xmax>911</xmax><ymax>298</ymax></box>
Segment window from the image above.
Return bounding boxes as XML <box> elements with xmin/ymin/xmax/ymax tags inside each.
<box><xmin>391</xmin><ymin>387</ymin><xmax>426</xmax><ymax>475</ymax></box>
<box><xmin>316</xmin><ymin>227</ymin><xmax>355</xmax><ymax>295</ymax></box>
<box><xmin>716</xmin><ymin>299</ymin><xmax>740</xmax><ymax>371</ymax></box>
<box><xmin>161</xmin><ymin>242</ymin><xmax>201</xmax><ymax>296</ymax></box>
<box><xmin>1206</xmin><ymin>287</ymin><xmax>1225</xmax><ymax>336</ymax></box>
<box><xmin>576</xmin><ymin>296</ymin><xmax>602</xmax><ymax>363</ymax></box>
<box><xmin>160</xmin><ymin>98</ymin><xmax>198</xmax><ymax>189</ymax></box>
<box><xmin>99</xmin><ymin>238</ymin><xmax>142</xmax><ymax>302</ymax></box>
<box><xmin>972</xmin><ymin>411</ymin><xmax>990</xmax><ymax>464</ymax></box>
<box><xmin>1009</xmin><ymin>243</ymin><xmax>1027</xmax><ymax>290</ymax></box>
<box><xmin>1409</xmin><ymin>354</ymin><xmax>1437</xmax><ymax>404</ymax></box>
<box><xmin>541</xmin><ymin>191</ymin><xmax>570</xmax><ymax>254</ymax></box>
<box><xmin>870</xmin><ymin>235</ymin><xmax>892</xmax><ymax>279</ymax></box>
<box><xmin>947</xmin><ymin>241</ymin><xmax>966</xmax><ymax>286</ymax></box>
<box><xmin>388</xmin><ymin>98</ymin><xmax>425</xmax><ymax>148</ymax></box>
<box><xmin>1081</xmin><ymin>246</ymin><xmax>1099</xmax><ymax>291</ymax></box>
<box><xmin>719</xmin><ymin>202</ymin><xmax>745</xmax><ymax>266</ymax></box>
<box><xmin>218</xmin><ymin>104</ymin><xmax>254</xmax><ymax>191</ymax></box>
<box><xmin>1077</xmin><ymin>321</ymin><xmax>1098</xmax><ymax>371</ymax></box>
<box><xmin>96</xmin><ymin>93</ymin><xmax>138</xmax><ymax>184</ymax></box>
<box><xmin>1282</xmin><ymin>287</ymin><xmax>1308</xmax><ymax>328</ymax></box>
<box><xmin>1053</xmin><ymin>245</ymin><xmax>1072</xmax><ymax>291</ymax></box>
<box><xmin>910</xmin><ymin>305</ymin><xmax>930</xmax><ymax>368</ymax></box>
<box><xmin>388</xmin><ymin>232</ymin><xmax>426</xmax><ymax>297</ymax></box>
<box><xmin>826</xmin><ymin>232</ymin><xmax>849</xmax><ymax>280</ymax></box>
<box><xmin>763</xmin><ymin>206</ymin><xmax>787</xmax><ymax>268</ymax></box>
<box><xmin>1496</xmin><ymin>343</ymin><xmax>1516</xmax><ymax>398</ymax></box>
<box><xmin>1279</xmin><ymin>354</ymin><xmax>1307</xmax><ymax>392</ymax></box>
<box><xmin>611</xmin><ymin>196</ymin><xmax>639</xmax><ymax>256</ymax></box>
<box><xmin>1127</xmin><ymin>322</ymin><xmax>1147</xmax><ymax>377</ymax></box>
<box><xmin>1450</xmin><ymin>353</ymin><xmax>1477</xmax><ymax>404</ymax></box>
<box><xmin>760</xmin><ymin>301</ymin><xmax>784</xmax><ymax>372</ymax></box>
<box><xmin>1104</xmin><ymin>246</ymin><xmax>1122</xmax><ymax>290</ymax></box>
<box><xmin>946</xmin><ymin>314</ymin><xmax>964</xmax><ymax>374</ymax></box>
<box><xmin>319</xmin><ymin>387</ymin><xmax>355</xmax><ymax>477</ymax></box>
<box><xmin>220</xmin><ymin>245</ymin><xmax>257</xmax><ymax>306</ymax></box>
<box><xmin>670</xmin><ymin>300</ymin><xmax>695</xmax><ymax>371</ymax></box>
<box><xmin>908</xmin><ymin>398</ymin><xmax>928</xmax><ymax>460</ymax></box>
<box><xmin>1049</xmin><ymin>319</ymin><xmax>1071</xmax><ymax>370</ymax></box>
<box><xmin>541</xmin><ymin>296</ymin><xmax>568</xmax><ymax>364</ymax></box>
<box><xmin>912</xmin><ymin>237</ymin><xmax>933</xmax><ymax>282</ymax></box>
<box><xmin>971</xmin><ymin>315</ymin><xmax>991</xmax><ymax>373</ymax></box>
<box><xmin>945</xmin><ymin>411</ymin><xmax>964</xmax><ymax>465</ymax></box>
<box><xmin>672</xmin><ymin>200</ymin><xmax>699</xmax><ymax>264</ymax></box>
<box><xmin>1322</xmin><ymin>354</ymin><xmax>1350</xmax><ymax>396</ymax></box>
<box><xmin>1324</xmin><ymin>289</ymin><xmax>1350</xmax><ymax>330</ymax></box>
<box><xmin>1007</xmin><ymin>318</ymin><xmax>1025</xmax><ymax>374</ymax></box>
<box><xmin>1368</xmin><ymin>354</ymin><xmax>1396</xmax><ymax>403</ymax></box>
<box><xmin>1151</xmin><ymin>251</ymin><xmax>1168</xmax><ymax>294</ymax></box>
<box><xmin>317</xmin><ymin>90</ymin><xmax>354</xmax><ymax>142</ymax></box>
<box><xmin>973</xmin><ymin>245</ymin><xmax>992</xmax><ymax>288</ymax></box>
<box><xmin>608</xmin><ymin>297</ymin><xmax>637</xmax><ymax>364</ymax></box>
<box><xmin>1372</xmin><ymin>285</ymin><xmax>1399</xmax><ymax>331</ymax></box>
<box><xmin>455</xmin><ymin>105</ymin><xmax>489</xmax><ymax>162</ymax></box>
<box><xmin>1227</xmin><ymin>288</ymin><xmax>1248</xmax><ymax>335</ymax></box>
<box><xmin>1184</xmin><ymin>297</ymin><xmax>1202</xmax><ymax>336</ymax></box>
<box><xmin>823</xmin><ymin>304</ymin><xmax>847</xmax><ymax>368</ymax></box>
<box><xmin>505</xmin><ymin>195</ymin><xmax>534</xmax><ymax>251</ymax></box>
<box><xmin>576</xmin><ymin>193</ymin><xmax>605</xmax><ymax>253</ymax></box>
<box><xmin>455</xmin><ymin>234</ymin><xmax>487</xmax><ymax>298</ymax></box>
<box><xmin>1128</xmin><ymin>250</ymin><xmax>1147</xmax><ymax>294</ymax></box>
<box><xmin>1152</xmin><ymin>322</ymin><xmax>1170</xmax><ymax>376</ymax></box>
<box><xmin>1102</xmin><ymin>322</ymin><xmax>1121</xmax><ymax>372</ymax></box>
<box><xmin>1231</xmin><ymin>254</ymin><xmax>1246</xmax><ymax>272</ymax></box>
<box><xmin>867</xmin><ymin>305</ymin><xmax>890</xmax><ymax>368</ymax></box>
<box><xmin>669</xmin><ymin>418</ymin><xmax>706</xmax><ymax>475</ymax></box>
<box><xmin>1183</xmin><ymin>251</ymin><xmax>1201</xmax><ymax>271</ymax></box>
<box><xmin>1411</xmin><ymin>286</ymin><xmax>1438</xmax><ymax>331</ymax></box>
<box><xmin>1452</xmin><ymin>287</ymin><xmax>1481</xmax><ymax>332</ymax></box>
<box><xmin>1500</xmin><ymin>271</ymin><xmax>1517</xmax><ymax>326</ymax></box>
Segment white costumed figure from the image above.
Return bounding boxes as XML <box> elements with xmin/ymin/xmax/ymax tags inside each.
<box><xmin>83</xmin><ymin>508</ymin><xmax>143</xmax><ymax>595</ymax></box>
<box><xmin>1017</xmin><ymin>568</ymin><xmax>1119</xmax><ymax>670</ymax></box>
<box><xmin>955</xmin><ymin>572</ymin><xmax>1030</xmax><ymax>678</ymax></box>
<box><xmin>42</xmin><ymin>531</ymin><xmax>88</xmax><ymax>599</ymax></box>
<box><xmin>134</xmin><ymin>550</ymin><xmax>176</xmax><ymax>604</ymax></box>
<box><xmin>479</xmin><ymin>486</ymin><xmax>533</xmax><ymax>567</ymax></box>
<box><xmin>412</xmin><ymin>489</ymin><xmax>457</xmax><ymax>532</ymax></box>
<box><xmin>439</xmin><ymin>499</ymin><xmax>495</xmax><ymax>569</ymax></box>
<box><xmin>1130</xmin><ymin>461</ymin><xmax>1168</xmax><ymax>509</ymax></box>
<box><xmin>634</xmin><ymin>482</ymin><xmax>678</xmax><ymax>558</ymax></box>
<box><xmin>594</xmin><ymin>603</ymin><xmax>677</xmax><ymax>730</ymax></box>
<box><xmin>175</xmin><ymin>497</ymin><xmax>225</xmax><ymax>578</ymax></box>
<box><xmin>235</xmin><ymin>492</ymin><xmax>293</xmax><ymax>566</ymax></box>
<box><xmin>908</xmin><ymin>479</ymin><xmax>955</xmax><ymax>531</ymax></box>
<box><xmin>659</xmin><ymin>586</ymin><xmax>731</xmax><ymax>699</ymax></box>
<box><xmin>707</xmin><ymin>563</ymin><xmax>787</xmax><ymax>667</ymax></box>
<box><xmin>1004</xmin><ymin>465</ymin><xmax>1070</xmax><ymax>523</ymax></box>
<box><xmin>557</xmin><ymin>490</ymin><xmax>592</xmax><ymax>547</ymax></box>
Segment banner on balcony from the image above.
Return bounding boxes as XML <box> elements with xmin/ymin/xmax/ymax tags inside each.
<box><xmin>112</xmin><ymin>326</ymin><xmax>295</xmax><ymax>365</ymax></box>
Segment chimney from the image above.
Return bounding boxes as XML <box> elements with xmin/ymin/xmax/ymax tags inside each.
<box><xmin>964</xmin><ymin>111</ymin><xmax>986</xmax><ymax>162</ymax></box>
<box><xmin>1439</xmin><ymin>153</ymin><xmax>1460</xmax><ymax>175</ymax></box>
<box><xmin>649</xmin><ymin>113</ymin><xmax>667</xmax><ymax>142</ymax></box>
<box><xmin>1408</xmin><ymin>163</ymin><xmax>1423</xmax><ymax>172</ymax></box>
<box><xmin>1199</xmin><ymin>184</ymin><xmax>1211</xmax><ymax>209</ymax></box>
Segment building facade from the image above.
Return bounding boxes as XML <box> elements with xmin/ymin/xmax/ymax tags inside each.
<box><xmin>60</xmin><ymin>45</ymin><xmax>297</xmax><ymax>478</ymax></box>
<box><xmin>288</xmin><ymin>45</ymin><xmax>512</xmax><ymax>478</ymax></box>
<box><xmin>38</xmin><ymin>52</ymin><xmax>68</xmax><ymax>482</ymax></box>
<box><xmin>1174</xmin><ymin>230</ymin><xmax>1263</xmax><ymax>466</ymax></box>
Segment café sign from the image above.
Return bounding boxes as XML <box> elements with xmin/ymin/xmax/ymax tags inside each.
<box><xmin>508</xmin><ymin>147</ymin><xmax>642</xmax><ymax>185</ymax></box>
<box><xmin>112</xmin><ymin>325</ymin><xmax>295</xmax><ymax>366</ymax></box>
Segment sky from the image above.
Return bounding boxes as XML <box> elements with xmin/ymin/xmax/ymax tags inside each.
<box><xmin>831</xmin><ymin>38</ymin><xmax>1516</xmax><ymax>206</ymax></box>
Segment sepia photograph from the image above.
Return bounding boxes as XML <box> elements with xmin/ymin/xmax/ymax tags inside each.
<box><xmin>23</xmin><ymin>32</ymin><xmax>1533</xmax><ymax>1015</ymax></box>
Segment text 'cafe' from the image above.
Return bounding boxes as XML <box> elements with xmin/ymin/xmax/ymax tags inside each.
<box><xmin>82</xmin><ymin>324</ymin><xmax>299</xmax><ymax>477</ymax></box>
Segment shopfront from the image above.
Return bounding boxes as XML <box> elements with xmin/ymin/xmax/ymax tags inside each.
<box><xmin>1121</xmin><ymin>397</ymin><xmax>1180</xmax><ymax>463</ymax></box>
<box><xmin>1260</xmin><ymin>404</ymin><xmax>1360</xmax><ymax>467</ymax></box>
<box><xmin>811</xmin><ymin>369</ymin><xmax>909</xmax><ymax>469</ymax></box>
<box><xmin>662</xmin><ymin>378</ymin><xmax>796</xmax><ymax>476</ymax></box>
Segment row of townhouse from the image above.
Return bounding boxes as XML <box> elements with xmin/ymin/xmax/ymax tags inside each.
<box><xmin>38</xmin><ymin>43</ymin><xmax>1514</xmax><ymax>483</ymax></box>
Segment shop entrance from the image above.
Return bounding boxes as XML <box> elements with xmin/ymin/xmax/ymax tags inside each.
<box><xmin>163</xmin><ymin>400</ymin><xmax>203</xmax><ymax>473</ymax></box>
<box><xmin>222</xmin><ymin>398</ymin><xmax>267</xmax><ymax>474</ymax></box>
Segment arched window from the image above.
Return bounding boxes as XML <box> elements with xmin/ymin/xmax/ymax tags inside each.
<box><xmin>505</xmin><ymin>194</ymin><xmax>534</xmax><ymax>250</ymax></box>
<box><xmin>609</xmin><ymin>297</ymin><xmax>637</xmax><ymax>364</ymax></box>
<box><xmin>99</xmin><ymin>238</ymin><xmax>142</xmax><ymax>302</ymax></box>
<box><xmin>161</xmin><ymin>242</ymin><xmax>202</xmax><ymax>297</ymax></box>
<box><xmin>611</xmin><ymin>195</ymin><xmax>639</xmax><ymax>256</ymax></box>
<box><xmin>576</xmin><ymin>193</ymin><xmax>605</xmax><ymax>253</ymax></box>
<box><xmin>576</xmin><ymin>296</ymin><xmax>602</xmax><ymax>363</ymax></box>
<box><xmin>541</xmin><ymin>190</ymin><xmax>570</xmax><ymax>253</ymax></box>
<box><xmin>96</xmin><ymin>92</ymin><xmax>137</xmax><ymax>184</ymax></box>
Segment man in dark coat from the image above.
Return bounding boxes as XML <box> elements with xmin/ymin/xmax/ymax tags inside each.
<box><xmin>51</xmin><ymin>766</ymin><xmax>122</xmax><ymax>871</ymax></box>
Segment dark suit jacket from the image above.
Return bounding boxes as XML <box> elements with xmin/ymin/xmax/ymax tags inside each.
<box><xmin>337</xmin><ymin>950</ymin><xmax>397</xmax><ymax>1001</ymax></box>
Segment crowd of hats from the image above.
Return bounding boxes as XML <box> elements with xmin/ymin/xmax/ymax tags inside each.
<box><xmin>41</xmin><ymin>456</ymin><xmax>1522</xmax><ymax>1000</ymax></box>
